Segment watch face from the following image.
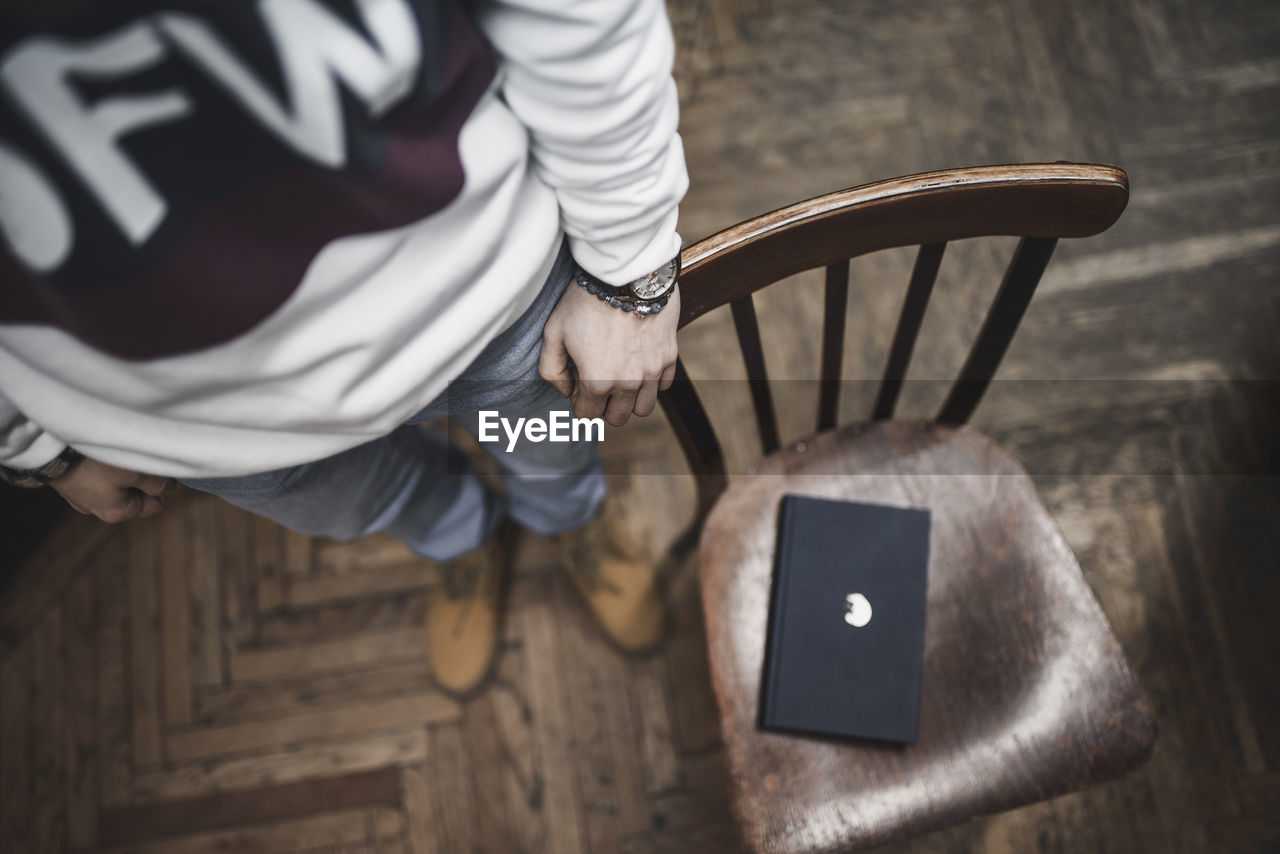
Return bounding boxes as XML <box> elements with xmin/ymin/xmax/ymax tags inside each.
<box><xmin>629</xmin><ymin>257</ymin><xmax>679</xmax><ymax>300</ymax></box>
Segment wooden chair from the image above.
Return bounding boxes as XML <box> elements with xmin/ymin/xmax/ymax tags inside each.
<box><xmin>658</xmin><ymin>164</ymin><xmax>1158</xmax><ymax>853</ymax></box>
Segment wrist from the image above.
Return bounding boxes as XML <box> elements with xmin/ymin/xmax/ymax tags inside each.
<box><xmin>0</xmin><ymin>447</ymin><xmax>83</xmax><ymax>489</ymax></box>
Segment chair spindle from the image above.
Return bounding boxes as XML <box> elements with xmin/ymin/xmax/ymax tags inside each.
<box><xmin>730</xmin><ymin>296</ymin><xmax>781</xmax><ymax>455</ymax></box>
<box><xmin>658</xmin><ymin>358</ymin><xmax>728</xmax><ymax>515</ymax></box>
<box><xmin>937</xmin><ymin>237</ymin><xmax>1058</xmax><ymax>425</ymax></box>
<box><xmin>816</xmin><ymin>262</ymin><xmax>850</xmax><ymax>432</ymax></box>
<box><xmin>873</xmin><ymin>242</ymin><xmax>947</xmax><ymax>420</ymax></box>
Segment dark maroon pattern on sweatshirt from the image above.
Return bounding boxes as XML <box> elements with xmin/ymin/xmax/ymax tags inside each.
<box><xmin>0</xmin><ymin>4</ymin><xmax>496</xmax><ymax>359</ymax></box>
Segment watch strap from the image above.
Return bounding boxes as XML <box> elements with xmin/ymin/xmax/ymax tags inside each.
<box><xmin>573</xmin><ymin>254</ymin><xmax>680</xmax><ymax>317</ymax></box>
<box><xmin>0</xmin><ymin>446</ymin><xmax>83</xmax><ymax>489</ymax></box>
<box><xmin>574</xmin><ymin>269</ymin><xmax>671</xmax><ymax>316</ymax></box>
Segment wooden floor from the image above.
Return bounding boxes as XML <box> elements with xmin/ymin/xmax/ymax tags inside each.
<box><xmin>3</xmin><ymin>0</ymin><xmax>1279</xmax><ymax>851</ymax></box>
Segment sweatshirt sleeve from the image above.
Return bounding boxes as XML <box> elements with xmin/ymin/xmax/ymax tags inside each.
<box><xmin>468</xmin><ymin>0</ymin><xmax>688</xmax><ymax>285</ymax></box>
<box><xmin>0</xmin><ymin>390</ymin><xmax>67</xmax><ymax>470</ymax></box>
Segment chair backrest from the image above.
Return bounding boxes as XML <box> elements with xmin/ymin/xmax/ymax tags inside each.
<box><xmin>658</xmin><ymin>163</ymin><xmax>1129</xmax><ymax>511</ymax></box>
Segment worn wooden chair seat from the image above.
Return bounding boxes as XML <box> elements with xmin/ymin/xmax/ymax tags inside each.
<box><xmin>659</xmin><ymin>164</ymin><xmax>1158</xmax><ymax>852</ymax></box>
<box><xmin>701</xmin><ymin>420</ymin><xmax>1155</xmax><ymax>852</ymax></box>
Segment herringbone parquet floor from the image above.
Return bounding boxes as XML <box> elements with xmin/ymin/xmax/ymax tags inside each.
<box><xmin>2</xmin><ymin>0</ymin><xmax>1278</xmax><ymax>851</ymax></box>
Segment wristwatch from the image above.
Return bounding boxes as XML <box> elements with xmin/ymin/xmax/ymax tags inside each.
<box><xmin>574</xmin><ymin>254</ymin><xmax>681</xmax><ymax>317</ymax></box>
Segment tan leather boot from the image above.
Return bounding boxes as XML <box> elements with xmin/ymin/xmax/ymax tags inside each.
<box><xmin>423</xmin><ymin>533</ymin><xmax>509</xmax><ymax>699</ymax></box>
<box><xmin>553</xmin><ymin>502</ymin><xmax>667</xmax><ymax>654</ymax></box>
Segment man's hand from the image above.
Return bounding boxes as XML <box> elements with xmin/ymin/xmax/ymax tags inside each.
<box><xmin>539</xmin><ymin>283</ymin><xmax>680</xmax><ymax>427</ymax></box>
<box><xmin>50</xmin><ymin>457</ymin><xmax>176</xmax><ymax>523</ymax></box>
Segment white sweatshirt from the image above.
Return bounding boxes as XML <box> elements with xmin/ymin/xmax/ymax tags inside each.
<box><xmin>0</xmin><ymin>0</ymin><xmax>687</xmax><ymax>477</ymax></box>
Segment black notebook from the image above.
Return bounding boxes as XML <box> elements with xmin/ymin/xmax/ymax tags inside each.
<box><xmin>759</xmin><ymin>494</ymin><xmax>931</xmax><ymax>743</ymax></box>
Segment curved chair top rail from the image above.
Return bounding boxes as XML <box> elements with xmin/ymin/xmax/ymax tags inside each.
<box><xmin>677</xmin><ymin>163</ymin><xmax>1128</xmax><ymax>327</ymax></box>
<box><xmin>658</xmin><ymin>163</ymin><xmax>1129</xmax><ymax>523</ymax></box>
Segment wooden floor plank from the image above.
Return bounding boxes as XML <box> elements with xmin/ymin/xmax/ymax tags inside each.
<box><xmin>165</xmin><ymin>693</ymin><xmax>457</xmax><ymax>762</ymax></box>
<box><xmin>94</xmin><ymin>810</ymin><xmax>369</xmax><ymax>854</ymax></box>
<box><xmin>1147</xmin><ymin>477</ymin><xmax>1252</xmax><ymax>818</ymax></box>
<box><xmin>638</xmin><ymin>752</ymin><xmax>735</xmax><ymax>842</ymax></box>
<box><xmin>96</xmin><ymin>544</ymin><xmax>134</xmax><ymax>809</ymax></box>
<box><xmin>282</xmin><ymin>528</ymin><xmax>314</xmax><ymax>579</ymax></box>
<box><xmin>425</xmin><ymin>724</ymin><xmax>478</xmax><ymax>854</ymax></box>
<box><xmin>252</xmin><ymin>587</ymin><xmax>429</xmax><ymax>649</ymax></box>
<box><xmin>28</xmin><ymin>600</ymin><xmax>68</xmax><ymax>853</ymax></box>
<box><xmin>631</xmin><ymin>657</ymin><xmax>682</xmax><ymax>796</ymax></box>
<box><xmin>617</xmin><ymin>821</ymin><xmax>743</xmax><ymax>854</ymax></box>
<box><xmin>185</xmin><ymin>497</ymin><xmax>225</xmax><ymax>689</ymax></box>
<box><xmin>283</xmin><ymin>563</ymin><xmax>434</xmax><ymax>609</ymax></box>
<box><xmin>662</xmin><ymin>566</ymin><xmax>722</xmax><ymax>755</ymax></box>
<box><xmin>65</xmin><ymin>562</ymin><xmax>99</xmax><ymax>848</ymax></box>
<box><xmin>400</xmin><ymin>764</ymin><xmax>436</xmax><ymax>854</ymax></box>
<box><xmin>0</xmin><ymin>512</ymin><xmax>115</xmax><ymax>665</ymax></box>
<box><xmin>217</xmin><ymin>499</ymin><xmax>258</xmax><ymax>655</ymax></box>
<box><xmin>487</xmin><ymin>668</ymin><xmax>549</xmax><ymax>854</ymax></box>
<box><xmin>197</xmin><ymin>660</ymin><xmax>433</xmax><ymax>724</ymax></box>
<box><xmin>1168</xmin><ymin>470</ymin><xmax>1277</xmax><ymax>773</ymax></box>
<box><xmin>314</xmin><ymin>534</ymin><xmax>419</xmax><ymax>575</ymax></box>
<box><xmin>460</xmin><ymin>690</ymin><xmax>522</xmax><ymax>854</ymax></box>
<box><xmin>252</xmin><ymin>514</ymin><xmax>287</xmax><ymax>614</ymax></box>
<box><xmin>97</xmin><ymin>768</ymin><xmax>399</xmax><ymax>847</ymax></box>
<box><xmin>160</xmin><ymin>508</ymin><xmax>193</xmax><ymax>726</ymax></box>
<box><xmin>513</xmin><ymin>574</ymin><xmax>587</xmax><ymax>854</ymax></box>
<box><xmin>130</xmin><ymin>727</ymin><xmax>428</xmax><ymax>803</ymax></box>
<box><xmin>552</xmin><ymin>575</ymin><xmax>651</xmax><ymax>848</ymax></box>
<box><xmin>227</xmin><ymin>628</ymin><xmax>422</xmax><ymax>684</ymax></box>
<box><xmin>1</xmin><ymin>624</ymin><xmax>33</xmax><ymax>852</ymax></box>
<box><xmin>369</xmin><ymin>806</ymin><xmax>407</xmax><ymax>851</ymax></box>
<box><xmin>128</xmin><ymin>516</ymin><xmax>165</xmax><ymax>769</ymax></box>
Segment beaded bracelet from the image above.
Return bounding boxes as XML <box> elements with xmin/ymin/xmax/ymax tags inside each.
<box><xmin>0</xmin><ymin>447</ymin><xmax>83</xmax><ymax>489</ymax></box>
<box><xmin>574</xmin><ymin>268</ymin><xmax>670</xmax><ymax>317</ymax></box>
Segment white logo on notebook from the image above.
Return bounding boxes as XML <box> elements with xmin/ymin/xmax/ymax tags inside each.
<box><xmin>844</xmin><ymin>593</ymin><xmax>872</xmax><ymax>628</ymax></box>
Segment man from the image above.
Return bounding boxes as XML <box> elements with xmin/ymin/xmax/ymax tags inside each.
<box><xmin>0</xmin><ymin>0</ymin><xmax>687</xmax><ymax>697</ymax></box>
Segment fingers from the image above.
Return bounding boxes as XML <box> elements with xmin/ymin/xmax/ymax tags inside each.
<box><xmin>134</xmin><ymin>473</ymin><xmax>176</xmax><ymax>497</ymax></box>
<box><xmin>48</xmin><ymin>456</ymin><xmax>172</xmax><ymax>524</ymax></box>
<box><xmin>571</xmin><ymin>378</ymin><xmax>610</xmax><ymax>422</ymax></box>
<box><xmin>537</xmin><ymin>333</ymin><xmax>573</xmax><ymax>398</ymax></box>
<box><xmin>602</xmin><ymin>382</ymin><xmax>640</xmax><ymax>427</ymax></box>
<box><xmin>634</xmin><ymin>375</ymin><xmax>660</xmax><ymax>418</ymax></box>
<box><xmin>134</xmin><ymin>492</ymin><xmax>165</xmax><ymax>519</ymax></box>
<box><xmin>576</xmin><ymin>369</ymin><xmax>669</xmax><ymax>425</ymax></box>
<box><xmin>98</xmin><ymin>489</ymin><xmax>164</xmax><ymax>524</ymax></box>
<box><xmin>659</xmin><ymin>363</ymin><xmax>676</xmax><ymax>391</ymax></box>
